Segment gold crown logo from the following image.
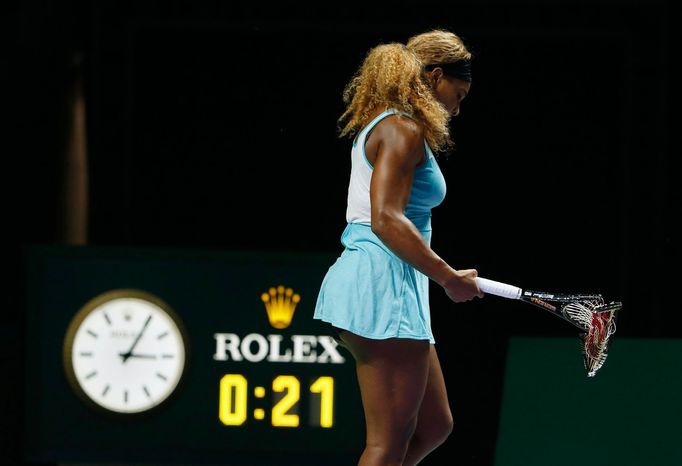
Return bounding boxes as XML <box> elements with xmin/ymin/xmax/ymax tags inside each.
<box><xmin>261</xmin><ymin>285</ymin><xmax>301</xmax><ymax>329</ymax></box>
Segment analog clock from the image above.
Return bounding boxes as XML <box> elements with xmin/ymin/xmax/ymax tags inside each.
<box><xmin>63</xmin><ymin>289</ymin><xmax>189</xmax><ymax>415</ymax></box>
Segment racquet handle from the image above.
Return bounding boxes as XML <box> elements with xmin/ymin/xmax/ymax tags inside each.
<box><xmin>475</xmin><ymin>277</ymin><xmax>522</xmax><ymax>300</ymax></box>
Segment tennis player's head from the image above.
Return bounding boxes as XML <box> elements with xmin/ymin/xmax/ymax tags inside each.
<box><xmin>338</xmin><ymin>29</ymin><xmax>473</xmax><ymax>154</ymax></box>
<box><xmin>407</xmin><ymin>29</ymin><xmax>473</xmax><ymax>118</ymax></box>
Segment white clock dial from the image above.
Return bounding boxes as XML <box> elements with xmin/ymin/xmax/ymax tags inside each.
<box><xmin>64</xmin><ymin>290</ymin><xmax>188</xmax><ymax>414</ymax></box>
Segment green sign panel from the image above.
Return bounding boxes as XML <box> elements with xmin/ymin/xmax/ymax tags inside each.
<box><xmin>495</xmin><ymin>337</ymin><xmax>682</xmax><ymax>466</ymax></box>
<box><xmin>25</xmin><ymin>245</ymin><xmax>364</xmax><ymax>465</ymax></box>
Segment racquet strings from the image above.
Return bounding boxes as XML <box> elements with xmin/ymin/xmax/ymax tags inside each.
<box><xmin>560</xmin><ymin>298</ymin><xmax>618</xmax><ymax>376</ymax></box>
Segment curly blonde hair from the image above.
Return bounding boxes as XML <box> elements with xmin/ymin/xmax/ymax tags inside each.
<box><xmin>338</xmin><ymin>30</ymin><xmax>472</xmax><ymax>153</ymax></box>
<box><xmin>406</xmin><ymin>29</ymin><xmax>472</xmax><ymax>67</ymax></box>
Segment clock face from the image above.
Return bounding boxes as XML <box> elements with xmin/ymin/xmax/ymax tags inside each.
<box><xmin>64</xmin><ymin>290</ymin><xmax>188</xmax><ymax>414</ymax></box>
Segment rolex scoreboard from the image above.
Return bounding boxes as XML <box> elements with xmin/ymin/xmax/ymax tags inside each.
<box><xmin>24</xmin><ymin>245</ymin><xmax>364</xmax><ymax>465</ymax></box>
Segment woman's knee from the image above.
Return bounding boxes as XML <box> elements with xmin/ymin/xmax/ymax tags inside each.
<box><xmin>439</xmin><ymin>410</ymin><xmax>455</xmax><ymax>441</ymax></box>
<box><xmin>417</xmin><ymin>409</ymin><xmax>454</xmax><ymax>447</ymax></box>
<box><xmin>365</xmin><ymin>416</ymin><xmax>419</xmax><ymax>462</ymax></box>
<box><xmin>362</xmin><ymin>442</ymin><xmax>407</xmax><ymax>464</ymax></box>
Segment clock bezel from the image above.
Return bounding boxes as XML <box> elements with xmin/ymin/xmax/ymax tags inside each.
<box><xmin>63</xmin><ymin>288</ymin><xmax>191</xmax><ymax>418</ymax></box>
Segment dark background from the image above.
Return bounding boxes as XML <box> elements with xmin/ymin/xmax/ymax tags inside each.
<box><xmin>5</xmin><ymin>0</ymin><xmax>679</xmax><ymax>465</ymax></box>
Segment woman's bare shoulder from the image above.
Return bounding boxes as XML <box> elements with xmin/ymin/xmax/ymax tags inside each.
<box><xmin>373</xmin><ymin>114</ymin><xmax>425</xmax><ymax>159</ymax></box>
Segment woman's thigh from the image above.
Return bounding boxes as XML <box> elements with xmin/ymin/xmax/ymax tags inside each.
<box><xmin>414</xmin><ymin>346</ymin><xmax>453</xmax><ymax>436</ymax></box>
<box><xmin>339</xmin><ymin>331</ymin><xmax>432</xmax><ymax>446</ymax></box>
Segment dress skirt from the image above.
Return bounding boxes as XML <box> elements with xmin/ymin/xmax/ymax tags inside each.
<box><xmin>313</xmin><ymin>222</ymin><xmax>435</xmax><ymax>344</ymax></box>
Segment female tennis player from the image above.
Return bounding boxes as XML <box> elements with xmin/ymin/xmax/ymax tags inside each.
<box><xmin>314</xmin><ymin>29</ymin><xmax>482</xmax><ymax>466</ymax></box>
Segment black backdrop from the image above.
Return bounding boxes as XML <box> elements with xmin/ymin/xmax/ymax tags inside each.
<box><xmin>6</xmin><ymin>0</ymin><xmax>679</xmax><ymax>465</ymax></box>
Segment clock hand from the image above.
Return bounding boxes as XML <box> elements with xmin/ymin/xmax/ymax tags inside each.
<box><xmin>119</xmin><ymin>352</ymin><xmax>157</xmax><ymax>359</ymax></box>
<box><xmin>120</xmin><ymin>314</ymin><xmax>152</xmax><ymax>363</ymax></box>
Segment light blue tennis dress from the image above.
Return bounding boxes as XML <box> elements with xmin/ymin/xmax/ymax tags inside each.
<box><xmin>313</xmin><ymin>109</ymin><xmax>447</xmax><ymax>344</ymax></box>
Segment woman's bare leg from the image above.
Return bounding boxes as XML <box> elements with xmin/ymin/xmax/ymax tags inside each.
<box><xmin>402</xmin><ymin>346</ymin><xmax>454</xmax><ymax>466</ymax></box>
<box><xmin>339</xmin><ymin>331</ymin><xmax>431</xmax><ymax>466</ymax></box>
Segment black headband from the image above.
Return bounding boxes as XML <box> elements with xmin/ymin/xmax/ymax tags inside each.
<box><xmin>425</xmin><ymin>60</ymin><xmax>472</xmax><ymax>82</ymax></box>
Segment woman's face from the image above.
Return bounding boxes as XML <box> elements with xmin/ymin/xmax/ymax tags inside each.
<box><xmin>430</xmin><ymin>69</ymin><xmax>471</xmax><ymax>116</ymax></box>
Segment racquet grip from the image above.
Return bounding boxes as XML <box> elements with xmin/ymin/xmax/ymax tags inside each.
<box><xmin>475</xmin><ymin>277</ymin><xmax>522</xmax><ymax>300</ymax></box>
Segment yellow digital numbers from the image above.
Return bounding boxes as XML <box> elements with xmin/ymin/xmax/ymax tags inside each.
<box><xmin>218</xmin><ymin>374</ymin><xmax>335</xmax><ymax>428</ymax></box>
<box><xmin>310</xmin><ymin>376</ymin><xmax>334</xmax><ymax>428</ymax></box>
<box><xmin>271</xmin><ymin>375</ymin><xmax>300</xmax><ymax>427</ymax></box>
<box><xmin>219</xmin><ymin>374</ymin><xmax>248</xmax><ymax>426</ymax></box>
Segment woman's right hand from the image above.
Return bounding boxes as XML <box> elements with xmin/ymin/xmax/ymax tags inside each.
<box><xmin>442</xmin><ymin>268</ymin><xmax>484</xmax><ymax>303</ymax></box>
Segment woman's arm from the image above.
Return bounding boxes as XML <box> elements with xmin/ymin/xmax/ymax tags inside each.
<box><xmin>369</xmin><ymin>117</ymin><xmax>482</xmax><ymax>303</ymax></box>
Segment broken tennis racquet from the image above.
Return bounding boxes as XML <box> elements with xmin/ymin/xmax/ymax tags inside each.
<box><xmin>475</xmin><ymin>277</ymin><xmax>621</xmax><ymax>377</ymax></box>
